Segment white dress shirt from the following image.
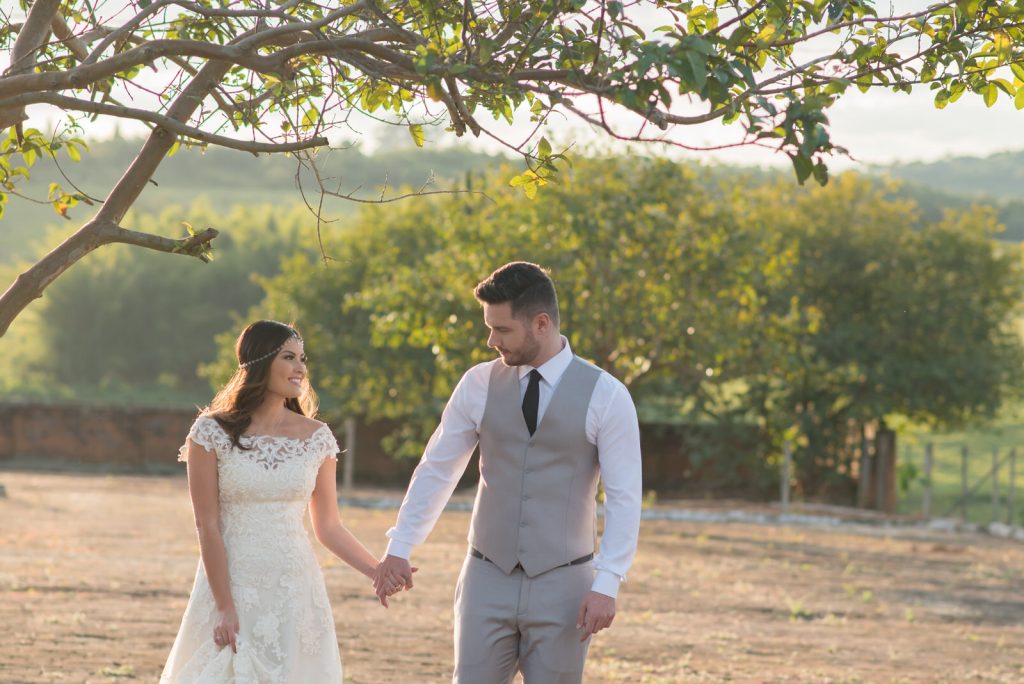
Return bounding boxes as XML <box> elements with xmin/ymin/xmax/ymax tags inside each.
<box><xmin>385</xmin><ymin>337</ymin><xmax>642</xmax><ymax>598</ymax></box>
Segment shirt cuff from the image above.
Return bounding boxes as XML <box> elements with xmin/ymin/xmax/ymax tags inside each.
<box><xmin>591</xmin><ymin>569</ymin><xmax>622</xmax><ymax>598</ymax></box>
<box><xmin>385</xmin><ymin>539</ymin><xmax>414</xmax><ymax>560</ymax></box>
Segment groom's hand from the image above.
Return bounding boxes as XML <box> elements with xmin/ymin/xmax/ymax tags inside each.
<box><xmin>373</xmin><ymin>554</ymin><xmax>417</xmax><ymax>606</ymax></box>
<box><xmin>576</xmin><ymin>591</ymin><xmax>616</xmax><ymax>641</ymax></box>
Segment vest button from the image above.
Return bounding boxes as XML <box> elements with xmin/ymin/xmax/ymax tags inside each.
<box><xmin>522</xmin><ymin>495</ymin><xmax>529</xmax><ymax>501</ymax></box>
<box><xmin>520</xmin><ymin>521</ymin><xmax>527</xmax><ymax>528</ymax></box>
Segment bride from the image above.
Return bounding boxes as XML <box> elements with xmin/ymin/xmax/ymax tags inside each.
<box><xmin>161</xmin><ymin>320</ymin><xmax>406</xmax><ymax>682</ymax></box>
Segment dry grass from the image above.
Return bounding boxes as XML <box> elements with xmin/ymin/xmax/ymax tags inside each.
<box><xmin>1</xmin><ymin>470</ymin><xmax>1023</xmax><ymax>683</ymax></box>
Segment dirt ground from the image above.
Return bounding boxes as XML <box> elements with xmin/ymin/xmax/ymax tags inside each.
<box><xmin>1</xmin><ymin>470</ymin><xmax>1022</xmax><ymax>684</ymax></box>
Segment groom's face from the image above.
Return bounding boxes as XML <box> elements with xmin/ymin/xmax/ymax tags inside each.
<box><xmin>483</xmin><ymin>302</ymin><xmax>541</xmax><ymax>367</ymax></box>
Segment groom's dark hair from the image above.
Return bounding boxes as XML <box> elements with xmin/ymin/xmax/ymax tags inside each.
<box><xmin>474</xmin><ymin>261</ymin><xmax>560</xmax><ymax>326</ymax></box>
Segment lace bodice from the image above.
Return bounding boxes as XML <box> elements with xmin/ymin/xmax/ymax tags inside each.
<box><xmin>162</xmin><ymin>415</ymin><xmax>344</xmax><ymax>682</ymax></box>
<box><xmin>179</xmin><ymin>415</ymin><xmax>338</xmax><ymax>502</ymax></box>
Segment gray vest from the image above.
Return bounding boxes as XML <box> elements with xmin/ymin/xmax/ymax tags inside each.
<box><xmin>468</xmin><ymin>356</ymin><xmax>602</xmax><ymax>577</ymax></box>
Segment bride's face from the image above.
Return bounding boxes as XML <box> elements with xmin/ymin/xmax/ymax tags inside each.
<box><xmin>266</xmin><ymin>338</ymin><xmax>307</xmax><ymax>400</ymax></box>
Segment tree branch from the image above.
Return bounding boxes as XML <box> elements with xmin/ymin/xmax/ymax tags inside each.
<box><xmin>0</xmin><ymin>92</ymin><xmax>328</xmax><ymax>153</ymax></box>
<box><xmin>0</xmin><ymin>0</ymin><xmax>61</xmax><ymax>130</ymax></box>
<box><xmin>100</xmin><ymin>223</ymin><xmax>219</xmax><ymax>262</ymax></box>
<box><xmin>50</xmin><ymin>12</ymin><xmax>89</xmax><ymax>61</ymax></box>
<box><xmin>1</xmin><ymin>34</ymin><xmax>421</xmax><ymax>101</ymax></box>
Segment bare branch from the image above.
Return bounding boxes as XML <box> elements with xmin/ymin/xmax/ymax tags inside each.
<box><xmin>2</xmin><ymin>34</ymin><xmax>422</xmax><ymax>102</ymax></box>
<box><xmin>81</xmin><ymin>0</ymin><xmax>309</xmax><ymax>64</ymax></box>
<box><xmin>0</xmin><ymin>91</ymin><xmax>328</xmax><ymax>153</ymax></box>
<box><xmin>100</xmin><ymin>223</ymin><xmax>219</xmax><ymax>262</ymax></box>
<box><xmin>444</xmin><ymin>75</ymin><xmax>482</xmax><ymax>137</ymax></box>
<box><xmin>0</xmin><ymin>0</ymin><xmax>61</xmax><ymax>129</ymax></box>
<box><xmin>50</xmin><ymin>12</ymin><xmax>89</xmax><ymax>61</ymax></box>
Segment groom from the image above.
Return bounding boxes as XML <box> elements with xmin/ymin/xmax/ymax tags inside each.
<box><xmin>375</xmin><ymin>261</ymin><xmax>642</xmax><ymax>683</ymax></box>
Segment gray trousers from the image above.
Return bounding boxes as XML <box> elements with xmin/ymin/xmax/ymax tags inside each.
<box><xmin>453</xmin><ymin>553</ymin><xmax>593</xmax><ymax>684</ymax></box>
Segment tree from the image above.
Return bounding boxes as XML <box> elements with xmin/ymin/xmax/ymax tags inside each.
<box><xmin>204</xmin><ymin>156</ymin><xmax>800</xmax><ymax>472</ymax></box>
<box><xmin>736</xmin><ymin>173</ymin><xmax>1024</xmax><ymax>497</ymax></box>
<box><xmin>29</xmin><ymin>199</ymin><xmax>316</xmax><ymax>398</ymax></box>
<box><xmin>3</xmin><ymin>0</ymin><xmax>1024</xmax><ymax>335</ymax></box>
<box><xmin>206</xmin><ymin>159</ymin><xmax>1022</xmax><ymax>496</ymax></box>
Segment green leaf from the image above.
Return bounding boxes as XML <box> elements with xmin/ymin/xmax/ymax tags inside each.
<box><xmin>812</xmin><ymin>161</ymin><xmax>829</xmax><ymax>186</ymax></box>
<box><xmin>509</xmin><ymin>170</ymin><xmax>546</xmax><ymax>199</ymax></box>
<box><xmin>1012</xmin><ymin>63</ymin><xmax>1024</xmax><ymax>84</ymax></box>
<box><xmin>1015</xmin><ymin>88</ymin><xmax>1024</xmax><ymax>110</ymax></box>
<box><xmin>408</xmin><ymin>124</ymin><xmax>425</xmax><ymax>148</ymax></box>
<box><xmin>686</xmin><ymin>51</ymin><xmax>708</xmax><ymax>92</ymax></box>
<box><xmin>756</xmin><ymin>24</ymin><xmax>778</xmax><ymax>44</ymax></box>
<box><xmin>934</xmin><ymin>88</ymin><xmax>950</xmax><ymax>109</ymax></box>
<box><xmin>537</xmin><ymin>136</ymin><xmax>551</xmax><ymax>159</ymax></box>
<box><xmin>983</xmin><ymin>83</ymin><xmax>998</xmax><ymax>108</ymax></box>
<box><xmin>66</xmin><ymin>143</ymin><xmax>81</xmax><ymax>162</ymax></box>
<box><xmin>302</xmin><ymin>105</ymin><xmax>320</xmax><ymax>128</ymax></box>
<box><xmin>790</xmin><ymin>154</ymin><xmax>813</xmax><ymax>184</ymax></box>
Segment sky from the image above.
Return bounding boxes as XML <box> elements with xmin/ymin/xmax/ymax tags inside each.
<box><xmin>19</xmin><ymin>78</ymin><xmax>1024</xmax><ymax>171</ymax></box>
<box><xmin>5</xmin><ymin>1</ymin><xmax>1023</xmax><ymax>170</ymax></box>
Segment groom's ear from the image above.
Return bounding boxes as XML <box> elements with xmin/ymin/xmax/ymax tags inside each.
<box><xmin>533</xmin><ymin>311</ymin><xmax>553</xmax><ymax>333</ymax></box>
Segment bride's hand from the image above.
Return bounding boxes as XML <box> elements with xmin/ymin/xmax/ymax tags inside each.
<box><xmin>213</xmin><ymin>606</ymin><xmax>240</xmax><ymax>653</ymax></box>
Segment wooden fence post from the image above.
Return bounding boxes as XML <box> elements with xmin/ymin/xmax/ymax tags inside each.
<box><xmin>875</xmin><ymin>427</ymin><xmax>897</xmax><ymax>514</ymax></box>
<box><xmin>857</xmin><ymin>435</ymin><xmax>872</xmax><ymax>509</ymax></box>
<box><xmin>992</xmin><ymin>447</ymin><xmax>1000</xmax><ymax>524</ymax></box>
<box><xmin>342</xmin><ymin>416</ymin><xmax>356</xmax><ymax>496</ymax></box>
<box><xmin>1007</xmin><ymin>448</ymin><xmax>1016</xmax><ymax>527</ymax></box>
<box><xmin>781</xmin><ymin>440</ymin><xmax>792</xmax><ymax>513</ymax></box>
<box><xmin>961</xmin><ymin>446</ymin><xmax>969</xmax><ymax>522</ymax></box>
<box><xmin>922</xmin><ymin>443</ymin><xmax>934</xmax><ymax>519</ymax></box>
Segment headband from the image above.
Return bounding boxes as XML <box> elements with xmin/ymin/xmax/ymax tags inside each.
<box><xmin>239</xmin><ymin>329</ymin><xmax>303</xmax><ymax>369</ymax></box>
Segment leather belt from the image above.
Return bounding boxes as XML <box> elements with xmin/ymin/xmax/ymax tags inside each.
<box><xmin>469</xmin><ymin>546</ymin><xmax>593</xmax><ymax>569</ymax></box>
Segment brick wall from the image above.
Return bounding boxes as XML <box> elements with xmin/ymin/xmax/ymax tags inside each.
<box><xmin>0</xmin><ymin>402</ymin><xmax>768</xmax><ymax>495</ymax></box>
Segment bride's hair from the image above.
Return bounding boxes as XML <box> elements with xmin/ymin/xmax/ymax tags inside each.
<box><xmin>203</xmin><ymin>320</ymin><xmax>319</xmax><ymax>449</ymax></box>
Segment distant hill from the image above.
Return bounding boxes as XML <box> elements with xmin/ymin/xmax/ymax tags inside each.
<box><xmin>880</xmin><ymin>150</ymin><xmax>1024</xmax><ymax>200</ymax></box>
<box><xmin>878</xmin><ymin>150</ymin><xmax>1024</xmax><ymax>242</ymax></box>
<box><xmin>0</xmin><ymin>136</ymin><xmax>511</xmax><ymax>264</ymax></box>
<box><xmin>6</xmin><ymin>141</ymin><xmax>1024</xmax><ymax>268</ymax></box>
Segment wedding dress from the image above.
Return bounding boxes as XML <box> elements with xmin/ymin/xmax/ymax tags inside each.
<box><xmin>160</xmin><ymin>416</ymin><xmax>343</xmax><ymax>683</ymax></box>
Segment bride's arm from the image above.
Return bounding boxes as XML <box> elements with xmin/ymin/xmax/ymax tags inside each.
<box><xmin>309</xmin><ymin>457</ymin><xmax>379</xmax><ymax>580</ymax></box>
<box><xmin>187</xmin><ymin>440</ymin><xmax>239</xmax><ymax>649</ymax></box>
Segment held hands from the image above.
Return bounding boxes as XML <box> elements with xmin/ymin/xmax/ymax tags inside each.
<box><xmin>372</xmin><ymin>554</ymin><xmax>417</xmax><ymax>607</ymax></box>
<box><xmin>213</xmin><ymin>606</ymin><xmax>240</xmax><ymax>653</ymax></box>
<box><xmin>576</xmin><ymin>591</ymin><xmax>616</xmax><ymax>641</ymax></box>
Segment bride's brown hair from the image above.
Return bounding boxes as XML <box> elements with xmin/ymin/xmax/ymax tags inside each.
<box><xmin>204</xmin><ymin>320</ymin><xmax>319</xmax><ymax>449</ymax></box>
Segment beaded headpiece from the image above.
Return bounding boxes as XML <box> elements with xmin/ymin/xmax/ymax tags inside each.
<box><xmin>239</xmin><ymin>328</ymin><xmax>303</xmax><ymax>369</ymax></box>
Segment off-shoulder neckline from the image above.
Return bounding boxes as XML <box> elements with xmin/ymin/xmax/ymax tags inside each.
<box><xmin>198</xmin><ymin>416</ymin><xmax>331</xmax><ymax>442</ymax></box>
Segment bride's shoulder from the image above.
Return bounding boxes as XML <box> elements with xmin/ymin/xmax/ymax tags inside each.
<box><xmin>194</xmin><ymin>413</ymin><xmax>226</xmax><ymax>432</ymax></box>
<box><xmin>288</xmin><ymin>414</ymin><xmax>328</xmax><ymax>438</ymax></box>
<box><xmin>179</xmin><ymin>414</ymin><xmax>227</xmax><ymax>461</ymax></box>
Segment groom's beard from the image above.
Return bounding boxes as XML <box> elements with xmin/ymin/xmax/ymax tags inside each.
<box><xmin>498</xmin><ymin>332</ymin><xmax>542</xmax><ymax>367</ymax></box>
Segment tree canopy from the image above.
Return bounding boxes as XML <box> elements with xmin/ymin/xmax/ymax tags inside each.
<box><xmin>190</xmin><ymin>159</ymin><xmax>1022</xmax><ymax>494</ymax></box>
<box><xmin>3</xmin><ymin>0</ymin><xmax>1024</xmax><ymax>334</ymax></box>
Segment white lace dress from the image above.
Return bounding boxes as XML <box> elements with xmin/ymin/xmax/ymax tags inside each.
<box><xmin>160</xmin><ymin>416</ymin><xmax>343</xmax><ymax>683</ymax></box>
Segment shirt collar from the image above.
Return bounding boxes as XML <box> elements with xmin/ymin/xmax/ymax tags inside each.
<box><xmin>518</xmin><ymin>335</ymin><xmax>573</xmax><ymax>384</ymax></box>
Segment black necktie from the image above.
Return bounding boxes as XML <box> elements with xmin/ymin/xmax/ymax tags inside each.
<box><xmin>522</xmin><ymin>369</ymin><xmax>541</xmax><ymax>436</ymax></box>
